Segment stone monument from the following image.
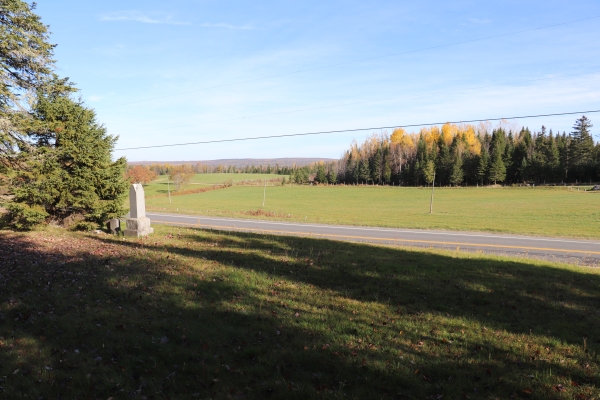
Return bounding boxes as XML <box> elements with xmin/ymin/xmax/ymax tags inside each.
<box><xmin>107</xmin><ymin>218</ymin><xmax>120</xmax><ymax>234</ymax></box>
<box><xmin>124</xmin><ymin>184</ymin><xmax>154</xmax><ymax>237</ymax></box>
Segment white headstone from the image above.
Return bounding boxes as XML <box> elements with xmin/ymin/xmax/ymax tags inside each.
<box><xmin>124</xmin><ymin>184</ymin><xmax>154</xmax><ymax>237</ymax></box>
<box><xmin>129</xmin><ymin>184</ymin><xmax>146</xmax><ymax>219</ymax></box>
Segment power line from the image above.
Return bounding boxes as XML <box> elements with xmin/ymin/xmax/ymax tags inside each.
<box><xmin>114</xmin><ymin>70</ymin><xmax>600</xmax><ymax>136</ymax></box>
<box><xmin>98</xmin><ymin>15</ymin><xmax>600</xmax><ymax>110</ymax></box>
<box><xmin>115</xmin><ymin>109</ymin><xmax>600</xmax><ymax>151</ymax></box>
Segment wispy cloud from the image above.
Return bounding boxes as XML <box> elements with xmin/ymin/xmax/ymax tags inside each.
<box><xmin>100</xmin><ymin>11</ymin><xmax>251</xmax><ymax>29</ymax></box>
<box><xmin>99</xmin><ymin>11</ymin><xmax>189</xmax><ymax>25</ymax></box>
<box><xmin>88</xmin><ymin>95</ymin><xmax>103</xmax><ymax>102</ymax></box>
<box><xmin>469</xmin><ymin>18</ymin><xmax>492</xmax><ymax>24</ymax></box>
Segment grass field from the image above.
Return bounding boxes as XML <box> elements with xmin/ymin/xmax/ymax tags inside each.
<box><xmin>145</xmin><ymin>174</ymin><xmax>283</xmax><ymax>197</ymax></box>
<box><xmin>1</xmin><ymin>225</ymin><xmax>599</xmax><ymax>399</ymax></box>
<box><xmin>143</xmin><ymin>180</ymin><xmax>600</xmax><ymax>239</ymax></box>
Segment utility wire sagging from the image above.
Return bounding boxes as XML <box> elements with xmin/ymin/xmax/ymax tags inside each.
<box><xmin>115</xmin><ymin>109</ymin><xmax>600</xmax><ymax>151</ymax></box>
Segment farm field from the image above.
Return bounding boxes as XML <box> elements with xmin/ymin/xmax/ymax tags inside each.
<box><xmin>1</xmin><ymin>225</ymin><xmax>598</xmax><ymax>399</ymax></box>
<box><xmin>143</xmin><ymin>176</ymin><xmax>600</xmax><ymax>239</ymax></box>
<box><xmin>144</xmin><ymin>173</ymin><xmax>283</xmax><ymax>197</ymax></box>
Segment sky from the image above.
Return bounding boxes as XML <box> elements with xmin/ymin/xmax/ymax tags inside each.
<box><xmin>36</xmin><ymin>0</ymin><xmax>600</xmax><ymax>162</ymax></box>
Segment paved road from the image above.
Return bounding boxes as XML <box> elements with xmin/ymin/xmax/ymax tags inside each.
<box><xmin>147</xmin><ymin>212</ymin><xmax>600</xmax><ymax>265</ymax></box>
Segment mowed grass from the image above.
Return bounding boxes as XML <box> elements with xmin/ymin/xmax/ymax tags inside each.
<box><xmin>145</xmin><ymin>174</ymin><xmax>283</xmax><ymax>197</ymax></box>
<box><xmin>1</xmin><ymin>225</ymin><xmax>599</xmax><ymax>399</ymax></box>
<box><xmin>145</xmin><ymin>183</ymin><xmax>600</xmax><ymax>239</ymax></box>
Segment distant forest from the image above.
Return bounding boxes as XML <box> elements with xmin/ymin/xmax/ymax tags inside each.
<box><xmin>136</xmin><ymin>116</ymin><xmax>598</xmax><ymax>187</ymax></box>
<box><xmin>143</xmin><ymin>163</ymin><xmax>298</xmax><ymax>176</ymax></box>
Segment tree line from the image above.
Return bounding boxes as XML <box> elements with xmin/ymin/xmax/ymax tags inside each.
<box><xmin>326</xmin><ymin>117</ymin><xmax>597</xmax><ymax>187</ymax></box>
<box><xmin>141</xmin><ymin>162</ymin><xmax>313</xmax><ymax>177</ymax></box>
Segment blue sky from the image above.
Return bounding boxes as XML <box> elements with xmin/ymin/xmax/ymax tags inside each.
<box><xmin>37</xmin><ymin>0</ymin><xmax>600</xmax><ymax>162</ymax></box>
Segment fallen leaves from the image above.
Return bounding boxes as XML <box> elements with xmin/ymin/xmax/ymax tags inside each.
<box><xmin>1</xmin><ymin>226</ymin><xmax>600</xmax><ymax>399</ymax></box>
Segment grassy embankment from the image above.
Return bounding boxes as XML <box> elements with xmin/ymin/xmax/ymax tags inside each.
<box><xmin>1</xmin><ymin>225</ymin><xmax>599</xmax><ymax>399</ymax></box>
<box><xmin>144</xmin><ymin>175</ymin><xmax>600</xmax><ymax>239</ymax></box>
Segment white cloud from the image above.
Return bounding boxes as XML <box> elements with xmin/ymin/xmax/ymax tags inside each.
<box><xmin>99</xmin><ymin>11</ymin><xmax>189</xmax><ymax>25</ymax></box>
<box><xmin>88</xmin><ymin>95</ymin><xmax>103</xmax><ymax>102</ymax></box>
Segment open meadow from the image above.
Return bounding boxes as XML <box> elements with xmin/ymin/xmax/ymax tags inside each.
<box><xmin>142</xmin><ymin>175</ymin><xmax>600</xmax><ymax>239</ymax></box>
<box><xmin>1</xmin><ymin>225</ymin><xmax>599</xmax><ymax>399</ymax></box>
<box><xmin>143</xmin><ymin>174</ymin><xmax>283</xmax><ymax>197</ymax></box>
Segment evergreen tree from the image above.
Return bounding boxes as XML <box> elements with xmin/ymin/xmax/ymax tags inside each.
<box><xmin>476</xmin><ymin>148</ymin><xmax>489</xmax><ymax>184</ymax></box>
<box><xmin>546</xmin><ymin>131</ymin><xmax>560</xmax><ymax>182</ymax></box>
<box><xmin>556</xmin><ymin>132</ymin><xmax>570</xmax><ymax>181</ymax></box>
<box><xmin>449</xmin><ymin>153</ymin><xmax>464</xmax><ymax>186</ymax></box>
<box><xmin>512</xmin><ymin>128</ymin><xmax>532</xmax><ymax>182</ymax></box>
<box><xmin>370</xmin><ymin>147</ymin><xmax>383</xmax><ymax>184</ymax></box>
<box><xmin>8</xmin><ymin>90</ymin><xmax>128</xmax><ymax>229</ymax></box>
<box><xmin>532</xmin><ymin>127</ymin><xmax>548</xmax><ymax>182</ymax></box>
<box><xmin>358</xmin><ymin>160</ymin><xmax>370</xmax><ymax>183</ymax></box>
<box><xmin>316</xmin><ymin>164</ymin><xmax>327</xmax><ymax>184</ymax></box>
<box><xmin>345</xmin><ymin>153</ymin><xmax>355</xmax><ymax>183</ymax></box>
<box><xmin>488</xmin><ymin>147</ymin><xmax>506</xmax><ymax>184</ymax></box>
<box><xmin>569</xmin><ymin>116</ymin><xmax>594</xmax><ymax>180</ymax></box>
<box><xmin>351</xmin><ymin>162</ymin><xmax>360</xmax><ymax>184</ymax></box>
<box><xmin>1</xmin><ymin>0</ymin><xmax>68</xmax><ymax>171</ymax></box>
<box><xmin>326</xmin><ymin>170</ymin><xmax>337</xmax><ymax>184</ymax></box>
<box><xmin>503</xmin><ymin>131</ymin><xmax>515</xmax><ymax>183</ymax></box>
<box><xmin>414</xmin><ymin>135</ymin><xmax>429</xmax><ymax>185</ymax></box>
<box><xmin>436</xmin><ymin>137</ymin><xmax>452</xmax><ymax>186</ymax></box>
<box><xmin>595</xmin><ymin>143</ymin><xmax>600</xmax><ymax>180</ymax></box>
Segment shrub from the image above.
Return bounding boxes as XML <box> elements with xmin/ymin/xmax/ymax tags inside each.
<box><xmin>6</xmin><ymin>203</ymin><xmax>49</xmax><ymax>231</ymax></box>
<box><xmin>70</xmin><ymin>220</ymin><xmax>99</xmax><ymax>232</ymax></box>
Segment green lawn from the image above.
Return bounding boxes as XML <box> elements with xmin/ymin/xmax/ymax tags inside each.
<box><xmin>144</xmin><ymin>173</ymin><xmax>283</xmax><ymax>197</ymax></box>
<box><xmin>1</xmin><ymin>226</ymin><xmax>598</xmax><ymax>399</ymax></box>
<box><xmin>145</xmin><ymin>183</ymin><xmax>600</xmax><ymax>239</ymax></box>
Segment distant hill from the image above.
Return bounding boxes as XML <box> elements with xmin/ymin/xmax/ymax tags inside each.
<box><xmin>128</xmin><ymin>158</ymin><xmax>335</xmax><ymax>168</ymax></box>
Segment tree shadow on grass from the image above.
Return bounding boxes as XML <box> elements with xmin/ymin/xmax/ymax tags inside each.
<box><xmin>151</xmin><ymin>182</ymin><xmax>170</xmax><ymax>195</ymax></box>
<box><xmin>0</xmin><ymin>227</ymin><xmax>599</xmax><ymax>400</ymax></box>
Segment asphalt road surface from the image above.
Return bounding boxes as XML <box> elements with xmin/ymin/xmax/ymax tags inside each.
<box><xmin>147</xmin><ymin>212</ymin><xmax>600</xmax><ymax>265</ymax></box>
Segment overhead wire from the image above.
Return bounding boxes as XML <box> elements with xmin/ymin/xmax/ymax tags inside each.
<box><xmin>114</xmin><ymin>109</ymin><xmax>600</xmax><ymax>151</ymax></box>
<box><xmin>98</xmin><ymin>15</ymin><xmax>600</xmax><ymax>110</ymax></box>
<box><xmin>114</xmin><ymin>70</ymin><xmax>600</xmax><ymax>136</ymax></box>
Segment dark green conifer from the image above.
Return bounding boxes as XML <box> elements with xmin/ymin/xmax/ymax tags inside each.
<box><xmin>476</xmin><ymin>148</ymin><xmax>489</xmax><ymax>184</ymax></box>
<box><xmin>569</xmin><ymin>116</ymin><xmax>594</xmax><ymax>180</ymax></box>
<box><xmin>358</xmin><ymin>160</ymin><xmax>370</xmax><ymax>183</ymax></box>
<box><xmin>449</xmin><ymin>153</ymin><xmax>464</xmax><ymax>186</ymax></box>
<box><xmin>9</xmin><ymin>90</ymin><xmax>128</xmax><ymax>229</ymax></box>
<box><xmin>326</xmin><ymin>170</ymin><xmax>337</xmax><ymax>184</ymax></box>
<box><xmin>488</xmin><ymin>147</ymin><xmax>506</xmax><ymax>184</ymax></box>
<box><xmin>316</xmin><ymin>164</ymin><xmax>327</xmax><ymax>184</ymax></box>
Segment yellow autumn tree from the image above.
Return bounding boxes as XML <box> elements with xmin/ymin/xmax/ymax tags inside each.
<box><xmin>461</xmin><ymin>125</ymin><xmax>481</xmax><ymax>155</ymax></box>
<box><xmin>390</xmin><ymin>128</ymin><xmax>415</xmax><ymax>149</ymax></box>
<box><xmin>441</xmin><ymin>123</ymin><xmax>458</xmax><ymax>146</ymax></box>
<box><xmin>421</xmin><ymin>126</ymin><xmax>440</xmax><ymax>149</ymax></box>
